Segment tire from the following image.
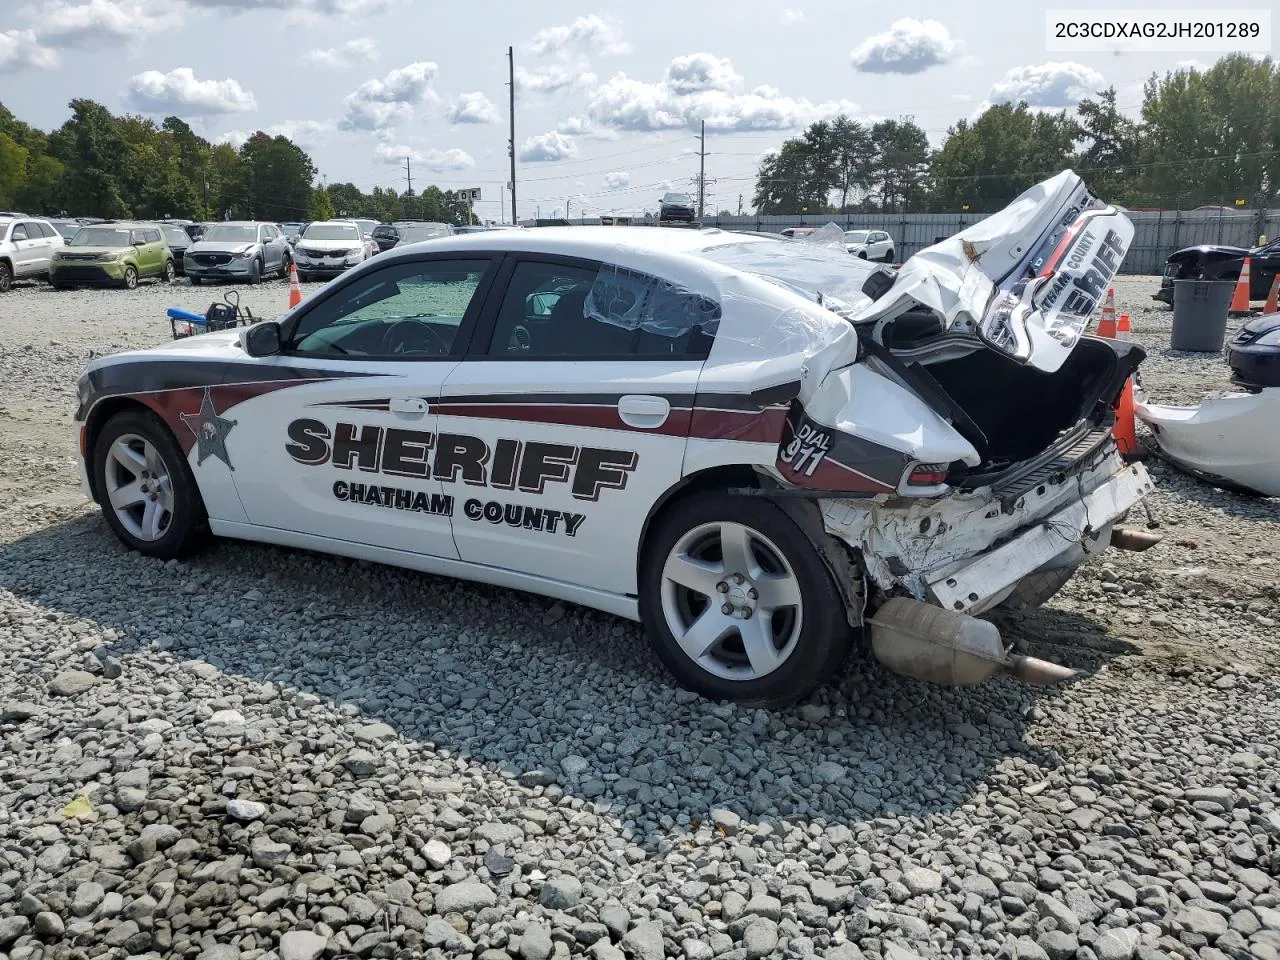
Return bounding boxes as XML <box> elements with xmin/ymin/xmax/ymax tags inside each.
<box><xmin>0</xmin><ymin>261</ymin><xmax>11</xmax><ymax>293</ymax></box>
<box><xmin>281</xmin><ymin>255</ymin><xmax>292</xmax><ymax>279</ymax></box>
<box><xmin>190</xmin><ymin>276</ymin><xmax>202</xmax><ymax>286</ymax></box>
<box><xmin>999</xmin><ymin>566</ymin><xmax>1076</xmax><ymax>611</ymax></box>
<box><xmin>92</xmin><ymin>410</ymin><xmax>207</xmax><ymax>559</ymax></box>
<box><xmin>298</xmin><ymin>271</ymin><xmax>312</xmax><ymax>282</ymax></box>
<box><xmin>639</xmin><ymin>491</ymin><xmax>851</xmax><ymax>705</ymax></box>
<box><xmin>249</xmin><ymin>258</ymin><xmax>263</xmax><ymax>284</ymax></box>
<box><xmin>884</xmin><ymin>249</ymin><xmax>895</xmax><ymax>263</ymax></box>
<box><xmin>857</xmin><ymin>251</ymin><xmax>867</xmax><ymax>259</ymax></box>
<box><xmin>122</xmin><ymin>265</ymin><xmax>138</xmax><ymax>290</ymax></box>
<box><xmin>50</xmin><ymin>282</ymin><xmax>68</xmax><ymax>291</ymax></box>
<box><xmin>162</xmin><ymin>260</ymin><xmax>175</xmax><ymax>283</ymax></box>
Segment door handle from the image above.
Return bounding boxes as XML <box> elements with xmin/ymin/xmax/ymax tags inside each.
<box><xmin>389</xmin><ymin>396</ymin><xmax>429</xmax><ymax>418</ymax></box>
<box><xmin>617</xmin><ymin>394</ymin><xmax>670</xmax><ymax>429</ymax></box>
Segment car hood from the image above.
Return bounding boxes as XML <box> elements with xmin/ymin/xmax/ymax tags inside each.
<box><xmin>844</xmin><ymin>170</ymin><xmax>1133</xmax><ymax>374</ymax></box>
<box><xmin>296</xmin><ymin>238</ymin><xmax>362</xmax><ymax>250</ymax></box>
<box><xmin>187</xmin><ymin>241</ymin><xmax>259</xmax><ymax>255</ymax></box>
<box><xmin>84</xmin><ymin>329</ymin><xmax>246</xmax><ymax>375</ymax></box>
<box><xmin>59</xmin><ymin>245</ymin><xmax>130</xmax><ymax>256</ymax></box>
<box><xmin>1168</xmin><ymin>244</ymin><xmax>1249</xmax><ymax>259</ymax></box>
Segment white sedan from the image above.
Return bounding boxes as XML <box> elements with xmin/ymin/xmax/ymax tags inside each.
<box><xmin>74</xmin><ymin>172</ymin><xmax>1153</xmax><ymax>704</ymax></box>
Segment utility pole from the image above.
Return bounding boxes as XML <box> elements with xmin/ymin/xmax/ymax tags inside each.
<box><xmin>507</xmin><ymin>46</ymin><xmax>518</xmax><ymax>226</ymax></box>
<box><xmin>696</xmin><ymin>119</ymin><xmax>707</xmax><ymax>219</ymax></box>
<box><xmin>403</xmin><ymin>157</ymin><xmax>414</xmax><ymax>219</ymax></box>
<box><xmin>737</xmin><ymin>193</ymin><xmax>743</xmax><ymax>216</ymax></box>
<box><xmin>566</xmin><ymin>198</ymin><xmax>571</xmax><ymax>221</ymax></box>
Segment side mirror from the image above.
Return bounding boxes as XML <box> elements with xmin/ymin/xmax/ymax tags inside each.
<box><xmin>242</xmin><ymin>320</ymin><xmax>282</xmax><ymax>357</ymax></box>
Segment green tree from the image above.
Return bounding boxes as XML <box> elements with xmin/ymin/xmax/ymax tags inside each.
<box><xmin>931</xmin><ymin>103</ymin><xmax>1081</xmax><ymax>212</ymax></box>
<box><xmin>1075</xmin><ymin>87</ymin><xmax>1139</xmax><ymax>202</ymax></box>
<box><xmin>206</xmin><ymin>143</ymin><xmax>247</xmax><ymax>219</ymax></box>
<box><xmin>326</xmin><ymin>181</ymin><xmax>371</xmax><ymax>219</ymax></box>
<box><xmin>0</xmin><ymin>134</ymin><xmax>28</xmax><ymax>209</ymax></box>
<box><xmin>830</xmin><ymin>115</ymin><xmax>875</xmax><ymax>211</ymax></box>
<box><xmin>307</xmin><ymin>186</ymin><xmax>335</xmax><ymax>221</ymax></box>
<box><xmin>14</xmin><ymin>154</ymin><xmax>65</xmax><ymax>213</ymax></box>
<box><xmin>753</xmin><ymin>139</ymin><xmax>827</xmax><ymax>214</ymax></box>
<box><xmin>239</xmin><ymin>133</ymin><xmax>316</xmax><ymax>221</ymax></box>
<box><xmin>47</xmin><ymin>99</ymin><xmax>131</xmax><ymax>217</ymax></box>
<box><xmin>869</xmin><ymin>118</ymin><xmax>931</xmax><ymax>211</ymax></box>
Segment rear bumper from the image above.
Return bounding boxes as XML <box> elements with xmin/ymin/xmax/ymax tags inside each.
<box><xmin>821</xmin><ymin>449</ymin><xmax>1154</xmax><ymax>614</ymax></box>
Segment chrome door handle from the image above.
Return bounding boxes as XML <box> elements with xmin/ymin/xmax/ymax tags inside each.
<box><xmin>617</xmin><ymin>394</ymin><xmax>670</xmax><ymax>429</ymax></box>
<box><xmin>389</xmin><ymin>396</ymin><xmax>429</xmax><ymax>418</ymax></box>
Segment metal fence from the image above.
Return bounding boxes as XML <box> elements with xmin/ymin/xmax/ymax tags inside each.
<box><xmin>549</xmin><ymin>208</ymin><xmax>1280</xmax><ymax>275</ymax></box>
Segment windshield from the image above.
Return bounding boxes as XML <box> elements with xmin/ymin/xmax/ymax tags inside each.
<box><xmin>397</xmin><ymin>225</ymin><xmax>451</xmax><ymax>243</ymax></box>
<box><xmin>663</xmin><ymin>193</ymin><xmax>691</xmax><ymax>204</ymax></box>
<box><xmin>163</xmin><ymin>227</ymin><xmax>189</xmax><ymax>246</ymax></box>
<box><xmin>696</xmin><ymin>239</ymin><xmax>878</xmax><ymax>314</ymax></box>
<box><xmin>70</xmin><ymin>227</ymin><xmax>133</xmax><ymax>247</ymax></box>
<box><xmin>53</xmin><ymin>223</ymin><xmax>80</xmax><ymax>238</ymax></box>
<box><xmin>202</xmin><ymin>225</ymin><xmax>257</xmax><ymax>243</ymax></box>
<box><xmin>303</xmin><ymin>223</ymin><xmax>361</xmax><ymax>241</ymax></box>
<box><xmin>843</xmin><ymin>231</ymin><xmax>870</xmax><ymax>243</ymax></box>
<box><xmin>372</xmin><ymin>225</ymin><xmax>398</xmax><ymax>237</ymax></box>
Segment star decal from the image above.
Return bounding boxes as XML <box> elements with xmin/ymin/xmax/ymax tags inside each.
<box><xmin>179</xmin><ymin>387</ymin><xmax>238</xmax><ymax>471</ymax></box>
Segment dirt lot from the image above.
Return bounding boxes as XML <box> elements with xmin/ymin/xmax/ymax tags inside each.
<box><xmin>0</xmin><ymin>273</ymin><xmax>1276</xmax><ymax>960</ymax></box>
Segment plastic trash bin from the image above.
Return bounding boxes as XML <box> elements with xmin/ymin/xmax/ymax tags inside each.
<box><xmin>1171</xmin><ymin>279</ymin><xmax>1233</xmax><ymax>352</ymax></box>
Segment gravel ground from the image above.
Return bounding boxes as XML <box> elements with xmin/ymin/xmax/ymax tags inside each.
<box><xmin>0</xmin><ymin>273</ymin><xmax>1276</xmax><ymax>960</ymax></box>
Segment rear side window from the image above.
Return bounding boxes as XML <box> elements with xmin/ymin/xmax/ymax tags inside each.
<box><xmin>486</xmin><ymin>259</ymin><xmax>720</xmax><ymax>359</ymax></box>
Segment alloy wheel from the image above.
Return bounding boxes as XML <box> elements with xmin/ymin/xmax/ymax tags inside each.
<box><xmin>659</xmin><ymin>521</ymin><xmax>803</xmax><ymax>681</ymax></box>
<box><xmin>102</xmin><ymin>433</ymin><xmax>174</xmax><ymax>542</ymax></box>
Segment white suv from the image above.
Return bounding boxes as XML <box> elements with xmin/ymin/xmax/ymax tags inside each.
<box><xmin>0</xmin><ymin>217</ymin><xmax>64</xmax><ymax>292</ymax></box>
<box><xmin>843</xmin><ymin>229</ymin><xmax>895</xmax><ymax>263</ymax></box>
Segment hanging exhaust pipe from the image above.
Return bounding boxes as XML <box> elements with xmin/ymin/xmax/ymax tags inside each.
<box><xmin>869</xmin><ymin>597</ymin><xmax>1077</xmax><ymax>687</ymax></box>
<box><xmin>1111</xmin><ymin>526</ymin><xmax>1163</xmax><ymax>551</ymax></box>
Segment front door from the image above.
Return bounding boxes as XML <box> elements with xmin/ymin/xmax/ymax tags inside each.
<box><xmin>225</xmin><ymin>254</ymin><xmax>498</xmax><ymax>559</ymax></box>
<box><xmin>438</xmin><ymin>255</ymin><xmax>716</xmax><ymax>597</ymax></box>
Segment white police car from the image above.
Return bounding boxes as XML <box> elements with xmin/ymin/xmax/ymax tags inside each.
<box><xmin>75</xmin><ymin>172</ymin><xmax>1153</xmax><ymax>704</ymax></box>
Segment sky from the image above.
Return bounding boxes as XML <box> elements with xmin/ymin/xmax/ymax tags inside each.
<box><xmin>0</xmin><ymin>0</ymin><xmax>1245</xmax><ymax>221</ymax></box>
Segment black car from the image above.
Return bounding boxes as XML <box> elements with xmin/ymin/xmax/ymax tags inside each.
<box><xmin>1228</xmin><ymin>311</ymin><xmax>1280</xmax><ymax>389</ymax></box>
<box><xmin>160</xmin><ymin>224</ymin><xmax>192</xmax><ymax>274</ymax></box>
<box><xmin>1154</xmin><ymin>238</ymin><xmax>1280</xmax><ymax>304</ymax></box>
<box><xmin>659</xmin><ymin>192</ymin><xmax>696</xmax><ymax>223</ymax></box>
<box><xmin>371</xmin><ymin>224</ymin><xmax>399</xmax><ymax>253</ymax></box>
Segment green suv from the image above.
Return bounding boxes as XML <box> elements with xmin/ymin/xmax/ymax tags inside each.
<box><xmin>50</xmin><ymin>222</ymin><xmax>175</xmax><ymax>290</ymax></box>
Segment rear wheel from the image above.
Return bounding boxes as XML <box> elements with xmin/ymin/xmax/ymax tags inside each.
<box><xmin>93</xmin><ymin>411</ymin><xmax>206</xmax><ymax>559</ymax></box>
<box><xmin>639</xmin><ymin>491</ymin><xmax>851</xmax><ymax>705</ymax></box>
<box><xmin>884</xmin><ymin>248</ymin><xmax>895</xmax><ymax>262</ymax></box>
<box><xmin>162</xmin><ymin>260</ymin><xmax>175</xmax><ymax>283</ymax></box>
<box><xmin>190</xmin><ymin>276</ymin><xmax>202</xmax><ymax>286</ymax></box>
<box><xmin>0</xmin><ymin>261</ymin><xmax>12</xmax><ymax>292</ymax></box>
<box><xmin>122</xmin><ymin>265</ymin><xmax>138</xmax><ymax>290</ymax></box>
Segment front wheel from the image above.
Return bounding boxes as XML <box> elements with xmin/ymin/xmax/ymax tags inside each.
<box><xmin>93</xmin><ymin>410</ymin><xmax>206</xmax><ymax>559</ymax></box>
<box><xmin>857</xmin><ymin>251</ymin><xmax>868</xmax><ymax>260</ymax></box>
<box><xmin>190</xmin><ymin>276</ymin><xmax>202</xmax><ymax>286</ymax></box>
<box><xmin>122</xmin><ymin>265</ymin><xmax>138</xmax><ymax>290</ymax></box>
<box><xmin>639</xmin><ymin>492</ymin><xmax>851</xmax><ymax>705</ymax></box>
<box><xmin>248</xmin><ymin>258</ymin><xmax>263</xmax><ymax>284</ymax></box>
<box><xmin>298</xmin><ymin>271</ymin><xmax>312</xmax><ymax>282</ymax></box>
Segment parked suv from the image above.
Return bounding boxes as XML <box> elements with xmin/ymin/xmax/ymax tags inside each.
<box><xmin>293</xmin><ymin>220</ymin><xmax>369</xmax><ymax>280</ymax></box>
<box><xmin>843</xmin><ymin>229</ymin><xmax>895</xmax><ymax>262</ymax></box>
<box><xmin>659</xmin><ymin>192</ymin><xmax>696</xmax><ymax>223</ymax></box>
<box><xmin>184</xmin><ymin>221</ymin><xmax>291</xmax><ymax>285</ymax></box>
<box><xmin>49</xmin><ymin>222</ymin><xmax>174</xmax><ymax>289</ymax></box>
<box><xmin>0</xmin><ymin>216</ymin><xmax>63</xmax><ymax>291</ymax></box>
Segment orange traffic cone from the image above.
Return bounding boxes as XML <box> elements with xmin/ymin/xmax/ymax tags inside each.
<box><xmin>288</xmin><ymin>261</ymin><xmax>303</xmax><ymax>309</ymax></box>
<box><xmin>1116</xmin><ymin>313</ymin><xmax>1132</xmax><ymax>341</ymax></box>
<box><xmin>1228</xmin><ymin>257</ymin><xmax>1253</xmax><ymax>315</ymax></box>
<box><xmin>1264</xmin><ymin>273</ymin><xmax>1280</xmax><ymax>315</ymax></box>
<box><xmin>1114</xmin><ymin>380</ymin><xmax>1137</xmax><ymax>456</ymax></box>
<box><xmin>1097</xmin><ymin>287</ymin><xmax>1117</xmax><ymax>338</ymax></box>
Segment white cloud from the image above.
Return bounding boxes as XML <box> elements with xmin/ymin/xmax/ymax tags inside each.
<box><xmin>556</xmin><ymin>115</ymin><xmax>620</xmax><ymax>141</ymax></box>
<box><xmin>664</xmin><ymin>53</ymin><xmax>742</xmax><ymax>95</ymax></box>
<box><xmin>303</xmin><ymin>37</ymin><xmax>378</xmax><ymax>67</ymax></box>
<box><xmin>127</xmin><ymin>67</ymin><xmax>257</xmax><ymax>115</ymax></box>
<box><xmin>448</xmin><ymin>91</ymin><xmax>499</xmax><ymax>125</ymax></box>
<box><xmin>339</xmin><ymin>61</ymin><xmax>438</xmax><ymax>131</ymax></box>
<box><xmin>0</xmin><ymin>29</ymin><xmax>57</xmax><ymax>71</ymax></box>
<box><xmin>850</xmin><ymin>18</ymin><xmax>958</xmax><ymax>74</ymax></box>
<box><xmin>519</xmin><ymin>131</ymin><xmax>578</xmax><ymax>162</ymax></box>
<box><xmin>779</xmin><ymin>7</ymin><xmax>804</xmax><ymax>25</ymax></box>
<box><xmin>604</xmin><ymin>171</ymin><xmax>630</xmax><ymax>189</ymax></box>
<box><xmin>184</xmin><ymin>0</ymin><xmax>391</xmax><ymax>16</ymax></box>
<box><xmin>215</xmin><ymin>121</ymin><xmax>332</xmax><ymax>150</ymax></box>
<box><xmin>529</xmin><ymin>14</ymin><xmax>628</xmax><ymax>58</ymax></box>
<box><xmin>586</xmin><ymin>57</ymin><xmax>858</xmax><ymax>133</ymax></box>
<box><xmin>373</xmin><ymin>142</ymin><xmax>474</xmax><ymax>171</ymax></box>
<box><xmin>990</xmin><ymin>61</ymin><xmax>1104</xmax><ymax>107</ymax></box>
<box><xmin>515</xmin><ymin>64</ymin><xmax>597</xmax><ymax>96</ymax></box>
<box><xmin>37</xmin><ymin>0</ymin><xmax>183</xmax><ymax>46</ymax></box>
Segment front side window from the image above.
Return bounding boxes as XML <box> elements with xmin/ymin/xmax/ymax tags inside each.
<box><xmin>11</xmin><ymin>224</ymin><xmax>29</xmax><ymax>241</ymax></box>
<box><xmin>486</xmin><ymin>259</ymin><xmax>719</xmax><ymax>359</ymax></box>
<box><xmin>290</xmin><ymin>259</ymin><xmax>491</xmax><ymax>358</ymax></box>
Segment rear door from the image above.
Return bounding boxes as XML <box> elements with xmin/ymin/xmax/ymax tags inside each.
<box><xmin>10</xmin><ymin>222</ymin><xmax>41</xmax><ymax>277</ymax></box>
<box><xmin>437</xmin><ymin>254</ymin><xmax>718</xmax><ymax>596</ymax></box>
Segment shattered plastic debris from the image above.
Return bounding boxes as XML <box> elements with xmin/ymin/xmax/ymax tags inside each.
<box><xmin>62</xmin><ymin>794</ymin><xmax>95</xmax><ymax>819</ymax></box>
<box><xmin>584</xmin><ymin>262</ymin><xmax>720</xmax><ymax>337</ymax></box>
<box><xmin>798</xmin><ymin>222</ymin><xmax>848</xmax><ymax>249</ymax></box>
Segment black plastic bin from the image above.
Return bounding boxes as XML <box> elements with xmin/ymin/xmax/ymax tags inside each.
<box><xmin>1171</xmin><ymin>280</ymin><xmax>1233</xmax><ymax>352</ymax></box>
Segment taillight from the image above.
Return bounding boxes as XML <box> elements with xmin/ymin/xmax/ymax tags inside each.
<box><xmin>906</xmin><ymin>463</ymin><xmax>949</xmax><ymax>486</ymax></box>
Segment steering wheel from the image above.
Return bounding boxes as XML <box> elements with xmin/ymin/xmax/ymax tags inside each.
<box><xmin>383</xmin><ymin>318</ymin><xmax>451</xmax><ymax>356</ymax></box>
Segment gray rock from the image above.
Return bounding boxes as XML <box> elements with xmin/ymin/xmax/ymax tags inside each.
<box><xmin>1014</xmin><ymin>938</ymin><xmax>1050</xmax><ymax>960</ymax></box>
<box><xmin>71</xmin><ymin>881</ymin><xmax>105</xmax><ymax>917</ymax></box>
<box><xmin>600</xmin><ymin>903</ymin><xmax>632</xmax><ymax>941</ymax></box>
<box><xmin>422</xmin><ymin>839</ymin><xmax>451</xmax><ymax>868</ymax></box>
<box><xmin>823</xmin><ymin>944</ymin><xmax>865</xmax><ymax>960</ymax></box>
<box><xmin>251</xmin><ymin>836</ymin><xmax>291</xmax><ymax>869</ymax></box>
<box><xmin>521</xmin><ymin>922</ymin><xmax>553</xmax><ymax>960</ymax></box>
<box><xmin>343</xmin><ymin>749</ymin><xmax>380</xmax><ymax>776</ymax></box>
<box><xmin>962</xmin><ymin>873</ymin><xmax>1000</xmax><ymax>900</ymax></box>
<box><xmin>354</xmin><ymin>721</ymin><xmax>397</xmax><ymax>742</ymax></box>
<box><xmin>226</xmin><ymin>798</ymin><xmax>267</xmax><ymax>821</ymax></box>
<box><xmin>198</xmin><ymin>946</ymin><xmax>241</xmax><ymax>960</ymax></box>
<box><xmin>813</xmin><ymin>761</ymin><xmax>846</xmax><ymax>783</ymax></box>
<box><xmin>0</xmin><ymin>701</ymin><xmax>39</xmax><ymax>722</ymax></box>
<box><xmin>743</xmin><ymin>918</ymin><xmax>779</xmax><ymax>959</ymax></box>
<box><xmin>683</xmin><ymin>938</ymin><xmax>715</xmax><ymax>960</ymax></box>
<box><xmin>1095</xmin><ymin>928</ymin><xmax>1139</xmax><ymax>960</ymax></box>
<box><xmin>279</xmin><ymin>929</ymin><xmax>328</xmax><ymax>960</ymax></box>
<box><xmin>0</xmin><ymin>916</ymin><xmax>29</xmax><ymax>946</ymax></box>
<box><xmin>620</xmin><ymin>920</ymin><xmax>665</xmax><ymax>960</ymax></box>
<box><xmin>744</xmin><ymin>895</ymin><xmax>782</xmax><ymax>921</ymax></box>
<box><xmin>33</xmin><ymin>912</ymin><xmax>64</xmax><ymax>937</ymax></box>
<box><xmin>711</xmin><ymin>808</ymin><xmax>742</xmax><ymax>835</ymax></box>
<box><xmin>1037</xmin><ymin>895</ymin><xmax>1081</xmax><ymax>933</ymax></box>
<box><xmin>539</xmin><ymin>876</ymin><xmax>583</xmax><ymax>909</ymax></box>
<box><xmin>1177</xmin><ymin>905</ymin><xmax>1228</xmax><ymax>940</ymax></box>
<box><xmin>1038</xmin><ymin>929</ymin><xmax>1079</xmax><ymax>960</ymax></box>
<box><xmin>436</xmin><ymin>882</ymin><xmax>496</xmax><ymax>914</ymax></box>
<box><xmin>49</xmin><ymin>670</ymin><xmax>98</xmax><ymax>696</ymax></box>
<box><xmin>591</xmin><ymin>944</ymin><xmax>628</xmax><ymax>960</ymax></box>
<box><xmin>903</xmin><ymin>866</ymin><xmax>943</xmax><ymax>896</ymax></box>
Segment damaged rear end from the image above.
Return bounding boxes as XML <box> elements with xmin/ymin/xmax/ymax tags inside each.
<box><xmin>756</xmin><ymin>172</ymin><xmax>1157</xmax><ymax>685</ymax></box>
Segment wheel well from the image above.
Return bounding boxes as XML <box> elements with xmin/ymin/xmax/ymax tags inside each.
<box><xmin>83</xmin><ymin>397</ymin><xmax>156</xmax><ymax>503</ymax></box>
